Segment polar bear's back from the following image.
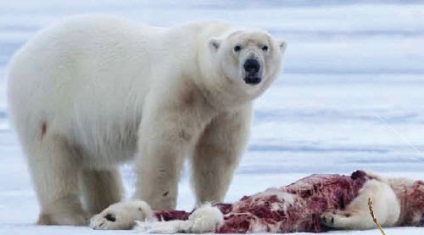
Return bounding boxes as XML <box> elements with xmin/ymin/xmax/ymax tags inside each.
<box><xmin>8</xmin><ymin>15</ymin><xmax>160</xmax><ymax>111</ymax></box>
<box><xmin>8</xmin><ymin>15</ymin><xmax>160</xmax><ymax>115</ymax></box>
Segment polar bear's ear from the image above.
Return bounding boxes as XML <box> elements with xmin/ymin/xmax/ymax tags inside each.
<box><xmin>208</xmin><ymin>39</ymin><xmax>221</xmax><ymax>52</ymax></box>
<box><xmin>279</xmin><ymin>40</ymin><xmax>287</xmax><ymax>53</ymax></box>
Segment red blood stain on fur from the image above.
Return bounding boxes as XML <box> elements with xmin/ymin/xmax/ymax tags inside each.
<box><xmin>41</xmin><ymin>122</ymin><xmax>47</xmax><ymax>139</ymax></box>
<box><xmin>182</xmin><ymin>90</ymin><xmax>195</xmax><ymax>106</ymax></box>
<box><xmin>179</xmin><ymin>80</ymin><xmax>199</xmax><ymax>107</ymax></box>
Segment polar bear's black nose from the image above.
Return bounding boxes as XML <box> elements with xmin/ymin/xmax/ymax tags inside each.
<box><xmin>244</xmin><ymin>59</ymin><xmax>260</xmax><ymax>74</ymax></box>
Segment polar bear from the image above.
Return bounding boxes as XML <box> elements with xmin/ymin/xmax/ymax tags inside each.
<box><xmin>7</xmin><ymin>15</ymin><xmax>286</xmax><ymax>226</ymax></box>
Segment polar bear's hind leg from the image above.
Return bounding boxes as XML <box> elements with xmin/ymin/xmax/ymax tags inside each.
<box><xmin>22</xmin><ymin>132</ymin><xmax>87</xmax><ymax>225</ymax></box>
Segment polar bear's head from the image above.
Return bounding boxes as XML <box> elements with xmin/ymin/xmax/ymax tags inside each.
<box><xmin>207</xmin><ymin>30</ymin><xmax>286</xmax><ymax>98</ymax></box>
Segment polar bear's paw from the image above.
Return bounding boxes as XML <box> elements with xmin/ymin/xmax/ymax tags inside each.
<box><xmin>90</xmin><ymin>200</ymin><xmax>153</xmax><ymax>230</ymax></box>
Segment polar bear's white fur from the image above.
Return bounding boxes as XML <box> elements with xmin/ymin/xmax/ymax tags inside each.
<box><xmin>7</xmin><ymin>15</ymin><xmax>286</xmax><ymax>225</ymax></box>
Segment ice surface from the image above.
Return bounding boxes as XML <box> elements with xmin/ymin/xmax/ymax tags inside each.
<box><xmin>0</xmin><ymin>0</ymin><xmax>423</xmax><ymax>234</ymax></box>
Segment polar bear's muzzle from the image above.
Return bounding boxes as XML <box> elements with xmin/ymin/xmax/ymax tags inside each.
<box><xmin>243</xmin><ymin>58</ymin><xmax>262</xmax><ymax>85</ymax></box>
<box><xmin>244</xmin><ymin>76</ymin><xmax>261</xmax><ymax>85</ymax></box>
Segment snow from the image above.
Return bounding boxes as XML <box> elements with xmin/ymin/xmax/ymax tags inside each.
<box><xmin>0</xmin><ymin>0</ymin><xmax>423</xmax><ymax>234</ymax></box>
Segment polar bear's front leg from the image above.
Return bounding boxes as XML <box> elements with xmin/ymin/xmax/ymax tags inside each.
<box><xmin>191</xmin><ymin>105</ymin><xmax>252</xmax><ymax>205</ymax></box>
<box><xmin>135</xmin><ymin>137</ymin><xmax>185</xmax><ymax>210</ymax></box>
<box><xmin>134</xmin><ymin>98</ymin><xmax>210</xmax><ymax>210</ymax></box>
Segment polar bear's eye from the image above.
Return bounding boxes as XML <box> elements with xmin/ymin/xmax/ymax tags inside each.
<box><xmin>262</xmin><ymin>45</ymin><xmax>269</xmax><ymax>51</ymax></box>
<box><xmin>234</xmin><ymin>45</ymin><xmax>242</xmax><ymax>52</ymax></box>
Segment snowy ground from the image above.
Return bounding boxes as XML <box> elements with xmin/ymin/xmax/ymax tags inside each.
<box><xmin>1</xmin><ymin>0</ymin><xmax>424</xmax><ymax>234</ymax></box>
